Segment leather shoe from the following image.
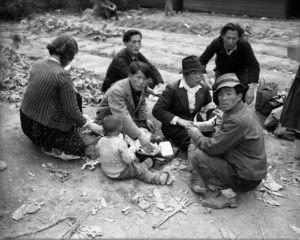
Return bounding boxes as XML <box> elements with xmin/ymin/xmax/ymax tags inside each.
<box><xmin>202</xmin><ymin>192</ymin><xmax>238</xmax><ymax>209</ymax></box>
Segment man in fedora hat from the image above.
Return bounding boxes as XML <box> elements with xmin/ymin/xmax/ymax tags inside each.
<box><xmin>186</xmin><ymin>73</ymin><xmax>267</xmax><ymax>209</ymax></box>
<box><xmin>152</xmin><ymin>55</ymin><xmax>216</xmax><ymax>150</ymax></box>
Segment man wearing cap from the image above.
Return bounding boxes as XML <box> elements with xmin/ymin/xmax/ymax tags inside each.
<box><xmin>186</xmin><ymin>73</ymin><xmax>267</xmax><ymax>209</ymax></box>
<box><xmin>152</xmin><ymin>55</ymin><xmax>216</xmax><ymax>150</ymax></box>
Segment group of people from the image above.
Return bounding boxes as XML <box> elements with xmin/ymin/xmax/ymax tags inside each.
<box><xmin>19</xmin><ymin>23</ymin><xmax>300</xmax><ymax>209</ymax></box>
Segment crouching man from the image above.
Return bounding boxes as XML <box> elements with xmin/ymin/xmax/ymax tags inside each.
<box><xmin>187</xmin><ymin>73</ymin><xmax>267</xmax><ymax>209</ymax></box>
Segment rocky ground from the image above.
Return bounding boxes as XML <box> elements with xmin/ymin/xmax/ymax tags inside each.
<box><xmin>0</xmin><ymin>8</ymin><xmax>300</xmax><ymax>239</ymax></box>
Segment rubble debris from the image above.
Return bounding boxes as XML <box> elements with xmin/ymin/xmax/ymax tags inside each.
<box><xmin>289</xmin><ymin>224</ymin><xmax>300</xmax><ymax>236</ymax></box>
<box><xmin>153</xmin><ymin>197</ymin><xmax>190</xmax><ymax>228</ymax></box>
<box><xmin>5</xmin><ymin>216</ymin><xmax>77</xmax><ymax>239</ymax></box>
<box><xmin>151</xmin><ymin>208</ymin><xmax>161</xmax><ymax>217</ymax></box>
<box><xmin>121</xmin><ymin>206</ymin><xmax>131</xmax><ymax>215</ymax></box>
<box><xmin>69</xmin><ymin>67</ymin><xmax>104</xmax><ymax>105</ymax></box>
<box><xmin>153</xmin><ymin>188</ymin><xmax>165</xmax><ymax>210</ymax></box>
<box><xmin>101</xmin><ymin>218</ymin><xmax>114</xmax><ymax>222</ymax></box>
<box><xmin>167</xmin><ymin>197</ymin><xmax>181</xmax><ymax>208</ymax></box>
<box><xmin>81</xmin><ymin>159</ymin><xmax>101</xmax><ymax>171</ymax></box>
<box><xmin>12</xmin><ymin>201</ymin><xmax>42</xmax><ymax>220</ymax></box>
<box><xmin>28</xmin><ymin>172</ymin><xmax>35</xmax><ymax>177</ymax></box>
<box><xmin>136</xmin><ymin>210</ymin><xmax>147</xmax><ymax>218</ymax></box>
<box><xmin>0</xmin><ymin>44</ymin><xmax>31</xmax><ymax>103</ymax></box>
<box><xmin>219</xmin><ymin>227</ymin><xmax>238</xmax><ymax>240</ymax></box>
<box><xmin>138</xmin><ymin>200</ymin><xmax>151</xmax><ymax>210</ymax></box>
<box><xmin>164</xmin><ymin>207</ymin><xmax>174</xmax><ymax>212</ymax></box>
<box><xmin>262</xmin><ymin>173</ymin><xmax>284</xmax><ymax>191</ymax></box>
<box><xmin>41</xmin><ymin>163</ymin><xmax>70</xmax><ymax>182</ymax></box>
<box><xmin>80</xmin><ymin>192</ymin><xmax>87</xmax><ymax>197</ymax></box>
<box><xmin>262</xmin><ymin>191</ymin><xmax>280</xmax><ymax>207</ymax></box>
<box><xmin>19</xmin><ymin>14</ymin><xmax>124</xmax><ymax>40</ymax></box>
<box><xmin>100</xmin><ymin>197</ymin><xmax>107</xmax><ymax>208</ymax></box>
<box><xmin>0</xmin><ymin>160</ymin><xmax>8</xmax><ymax>171</ymax></box>
<box><xmin>12</xmin><ymin>205</ymin><xmax>27</xmax><ymax>221</ymax></box>
<box><xmin>26</xmin><ymin>203</ymin><xmax>40</xmax><ymax>214</ymax></box>
<box><xmin>131</xmin><ymin>193</ymin><xmax>151</xmax><ymax>210</ymax></box>
<box><xmin>132</xmin><ymin>193</ymin><xmax>144</xmax><ymax>204</ymax></box>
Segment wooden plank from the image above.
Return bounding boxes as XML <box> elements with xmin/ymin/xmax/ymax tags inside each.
<box><xmin>140</xmin><ymin>0</ymin><xmax>290</xmax><ymax>18</ymax></box>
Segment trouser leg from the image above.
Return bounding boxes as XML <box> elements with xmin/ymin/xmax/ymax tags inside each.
<box><xmin>116</xmin><ymin>163</ymin><xmax>161</xmax><ymax>184</ymax></box>
<box><xmin>162</xmin><ymin>125</ymin><xmax>190</xmax><ymax>150</ymax></box>
<box><xmin>188</xmin><ymin>144</ymin><xmax>228</xmax><ymax>189</ymax></box>
<box><xmin>188</xmin><ymin>143</ymin><xmax>261</xmax><ymax>192</ymax></box>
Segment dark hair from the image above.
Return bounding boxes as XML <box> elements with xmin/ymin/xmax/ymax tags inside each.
<box><xmin>214</xmin><ymin>85</ymin><xmax>245</xmax><ymax>105</ymax></box>
<box><xmin>46</xmin><ymin>35</ymin><xmax>78</xmax><ymax>66</ymax></box>
<box><xmin>220</xmin><ymin>23</ymin><xmax>244</xmax><ymax>38</ymax></box>
<box><xmin>123</xmin><ymin>30</ymin><xmax>142</xmax><ymax>43</ymax></box>
<box><xmin>129</xmin><ymin>61</ymin><xmax>151</xmax><ymax>79</ymax></box>
<box><xmin>103</xmin><ymin>115</ymin><xmax>121</xmax><ymax>135</ymax></box>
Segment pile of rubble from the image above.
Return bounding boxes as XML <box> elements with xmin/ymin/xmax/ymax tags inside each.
<box><xmin>69</xmin><ymin>67</ymin><xmax>104</xmax><ymax>105</ymax></box>
<box><xmin>0</xmin><ymin>44</ymin><xmax>31</xmax><ymax>103</ymax></box>
<box><xmin>19</xmin><ymin>14</ymin><xmax>125</xmax><ymax>41</ymax></box>
<box><xmin>0</xmin><ymin>44</ymin><xmax>104</xmax><ymax>105</ymax></box>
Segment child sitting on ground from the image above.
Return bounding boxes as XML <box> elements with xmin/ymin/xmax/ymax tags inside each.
<box><xmin>96</xmin><ymin>115</ymin><xmax>174</xmax><ymax>185</ymax></box>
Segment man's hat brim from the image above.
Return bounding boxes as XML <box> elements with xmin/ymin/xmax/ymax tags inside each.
<box><xmin>214</xmin><ymin>81</ymin><xmax>246</xmax><ymax>92</ymax></box>
<box><xmin>179</xmin><ymin>65</ymin><xmax>205</xmax><ymax>74</ymax></box>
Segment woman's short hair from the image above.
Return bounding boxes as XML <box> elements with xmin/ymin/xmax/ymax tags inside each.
<box><xmin>220</xmin><ymin>23</ymin><xmax>244</xmax><ymax>38</ymax></box>
<box><xmin>46</xmin><ymin>35</ymin><xmax>78</xmax><ymax>65</ymax></box>
<box><xmin>129</xmin><ymin>61</ymin><xmax>151</xmax><ymax>79</ymax></box>
<box><xmin>123</xmin><ymin>30</ymin><xmax>142</xmax><ymax>43</ymax></box>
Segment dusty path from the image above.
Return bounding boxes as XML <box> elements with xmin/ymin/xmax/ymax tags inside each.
<box><xmin>0</xmin><ymin>10</ymin><xmax>300</xmax><ymax>239</ymax></box>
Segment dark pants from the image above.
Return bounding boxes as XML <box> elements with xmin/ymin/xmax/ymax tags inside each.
<box><xmin>188</xmin><ymin>144</ymin><xmax>261</xmax><ymax>192</ymax></box>
<box><xmin>114</xmin><ymin>162</ymin><xmax>161</xmax><ymax>184</ymax></box>
<box><xmin>214</xmin><ymin>71</ymin><xmax>249</xmax><ymax>103</ymax></box>
<box><xmin>175</xmin><ymin>0</ymin><xmax>183</xmax><ymax>13</ymax></box>
<box><xmin>162</xmin><ymin>124</ymin><xmax>190</xmax><ymax>150</ymax></box>
<box><xmin>161</xmin><ymin>114</ymin><xmax>212</xmax><ymax>151</ymax></box>
<box><xmin>20</xmin><ymin>92</ymin><xmax>86</xmax><ymax>157</ymax></box>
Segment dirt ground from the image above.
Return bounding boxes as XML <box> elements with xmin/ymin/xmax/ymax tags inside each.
<box><xmin>0</xmin><ymin>9</ymin><xmax>300</xmax><ymax>239</ymax></box>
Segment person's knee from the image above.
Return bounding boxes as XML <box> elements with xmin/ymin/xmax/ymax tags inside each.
<box><xmin>188</xmin><ymin>146</ymin><xmax>207</xmax><ymax>167</ymax></box>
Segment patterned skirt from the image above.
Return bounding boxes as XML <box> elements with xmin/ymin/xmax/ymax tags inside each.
<box><xmin>20</xmin><ymin>92</ymin><xmax>85</xmax><ymax>156</ymax></box>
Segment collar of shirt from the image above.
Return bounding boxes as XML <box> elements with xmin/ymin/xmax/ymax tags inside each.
<box><xmin>179</xmin><ymin>78</ymin><xmax>202</xmax><ymax>94</ymax></box>
<box><xmin>49</xmin><ymin>57</ymin><xmax>60</xmax><ymax>65</ymax></box>
<box><xmin>224</xmin><ymin>43</ymin><xmax>237</xmax><ymax>55</ymax></box>
<box><xmin>179</xmin><ymin>79</ymin><xmax>202</xmax><ymax>113</ymax></box>
<box><xmin>127</xmin><ymin>49</ymin><xmax>138</xmax><ymax>61</ymax></box>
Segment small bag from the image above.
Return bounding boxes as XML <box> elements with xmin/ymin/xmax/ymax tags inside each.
<box><xmin>261</xmin><ymin>95</ymin><xmax>285</xmax><ymax>116</ymax></box>
<box><xmin>255</xmin><ymin>77</ymin><xmax>278</xmax><ymax>112</ymax></box>
<box><xmin>264</xmin><ymin>106</ymin><xmax>283</xmax><ymax>129</ymax></box>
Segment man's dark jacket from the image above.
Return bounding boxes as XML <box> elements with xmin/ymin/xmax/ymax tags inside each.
<box><xmin>102</xmin><ymin>48</ymin><xmax>163</xmax><ymax>92</ymax></box>
<box><xmin>152</xmin><ymin>80</ymin><xmax>212</xmax><ymax>149</ymax></box>
<box><xmin>199</xmin><ymin>36</ymin><xmax>260</xmax><ymax>85</ymax></box>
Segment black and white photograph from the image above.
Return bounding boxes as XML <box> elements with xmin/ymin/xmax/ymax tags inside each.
<box><xmin>0</xmin><ymin>0</ymin><xmax>300</xmax><ymax>238</ymax></box>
